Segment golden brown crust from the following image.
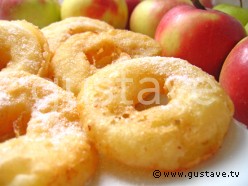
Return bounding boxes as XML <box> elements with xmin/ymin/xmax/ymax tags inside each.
<box><xmin>50</xmin><ymin>31</ymin><xmax>131</xmax><ymax>95</ymax></box>
<box><xmin>105</xmin><ymin>29</ymin><xmax>162</xmax><ymax>57</ymax></box>
<box><xmin>0</xmin><ymin>20</ymin><xmax>51</xmax><ymax>77</ymax></box>
<box><xmin>50</xmin><ymin>29</ymin><xmax>162</xmax><ymax>95</ymax></box>
<box><xmin>77</xmin><ymin>56</ymin><xmax>233</xmax><ymax>171</ymax></box>
<box><xmin>41</xmin><ymin>16</ymin><xmax>114</xmax><ymax>54</ymax></box>
<box><xmin>0</xmin><ymin>71</ymin><xmax>97</xmax><ymax>186</ymax></box>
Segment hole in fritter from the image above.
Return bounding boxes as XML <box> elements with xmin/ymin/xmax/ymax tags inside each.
<box><xmin>0</xmin><ymin>47</ymin><xmax>11</xmax><ymax>70</ymax></box>
<box><xmin>122</xmin><ymin>113</ymin><xmax>130</xmax><ymax>118</ymax></box>
<box><xmin>0</xmin><ymin>111</ymin><xmax>31</xmax><ymax>143</ymax></box>
<box><xmin>85</xmin><ymin>43</ymin><xmax>122</xmax><ymax>69</ymax></box>
<box><xmin>127</xmin><ymin>77</ymin><xmax>169</xmax><ymax>111</ymax></box>
<box><xmin>134</xmin><ymin>91</ymin><xmax>169</xmax><ymax>111</ymax></box>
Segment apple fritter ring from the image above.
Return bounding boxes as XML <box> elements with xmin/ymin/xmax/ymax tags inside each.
<box><xmin>77</xmin><ymin>56</ymin><xmax>234</xmax><ymax>171</ymax></box>
<box><xmin>105</xmin><ymin>29</ymin><xmax>162</xmax><ymax>57</ymax></box>
<box><xmin>0</xmin><ymin>71</ymin><xmax>97</xmax><ymax>186</ymax></box>
<box><xmin>41</xmin><ymin>16</ymin><xmax>114</xmax><ymax>53</ymax></box>
<box><xmin>50</xmin><ymin>31</ymin><xmax>131</xmax><ymax>95</ymax></box>
<box><xmin>0</xmin><ymin>20</ymin><xmax>50</xmax><ymax>77</ymax></box>
<box><xmin>51</xmin><ymin>30</ymin><xmax>162</xmax><ymax>95</ymax></box>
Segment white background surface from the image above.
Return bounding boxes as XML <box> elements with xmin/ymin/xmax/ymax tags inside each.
<box><xmin>87</xmin><ymin>120</ymin><xmax>248</xmax><ymax>186</ymax></box>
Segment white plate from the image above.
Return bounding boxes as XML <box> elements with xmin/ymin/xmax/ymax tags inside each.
<box><xmin>87</xmin><ymin>120</ymin><xmax>248</xmax><ymax>186</ymax></box>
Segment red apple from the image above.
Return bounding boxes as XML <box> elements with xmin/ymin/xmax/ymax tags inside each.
<box><xmin>155</xmin><ymin>2</ymin><xmax>247</xmax><ymax>79</ymax></box>
<box><xmin>200</xmin><ymin>0</ymin><xmax>213</xmax><ymax>8</ymax></box>
<box><xmin>130</xmin><ymin>0</ymin><xmax>193</xmax><ymax>37</ymax></box>
<box><xmin>219</xmin><ymin>36</ymin><xmax>248</xmax><ymax>126</ymax></box>
<box><xmin>61</xmin><ymin>0</ymin><xmax>128</xmax><ymax>29</ymax></box>
<box><xmin>125</xmin><ymin>0</ymin><xmax>142</xmax><ymax>15</ymax></box>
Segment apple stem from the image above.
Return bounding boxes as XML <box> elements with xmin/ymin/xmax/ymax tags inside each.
<box><xmin>240</xmin><ymin>0</ymin><xmax>243</xmax><ymax>8</ymax></box>
<box><xmin>191</xmin><ymin>0</ymin><xmax>206</xmax><ymax>10</ymax></box>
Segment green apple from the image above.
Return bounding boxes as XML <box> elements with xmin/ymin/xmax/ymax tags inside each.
<box><xmin>213</xmin><ymin>3</ymin><xmax>248</xmax><ymax>26</ymax></box>
<box><xmin>245</xmin><ymin>22</ymin><xmax>248</xmax><ymax>34</ymax></box>
<box><xmin>0</xmin><ymin>0</ymin><xmax>61</xmax><ymax>28</ymax></box>
<box><xmin>61</xmin><ymin>0</ymin><xmax>128</xmax><ymax>29</ymax></box>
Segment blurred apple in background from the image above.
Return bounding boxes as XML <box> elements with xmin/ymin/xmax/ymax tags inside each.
<box><xmin>213</xmin><ymin>0</ymin><xmax>248</xmax><ymax>8</ymax></box>
<box><xmin>213</xmin><ymin>3</ymin><xmax>248</xmax><ymax>26</ymax></box>
<box><xmin>219</xmin><ymin>36</ymin><xmax>248</xmax><ymax>126</ymax></box>
<box><xmin>125</xmin><ymin>0</ymin><xmax>143</xmax><ymax>29</ymax></box>
<box><xmin>155</xmin><ymin>0</ymin><xmax>247</xmax><ymax>79</ymax></box>
<box><xmin>245</xmin><ymin>23</ymin><xmax>248</xmax><ymax>34</ymax></box>
<box><xmin>200</xmin><ymin>0</ymin><xmax>213</xmax><ymax>8</ymax></box>
<box><xmin>61</xmin><ymin>0</ymin><xmax>128</xmax><ymax>29</ymax></box>
<box><xmin>0</xmin><ymin>0</ymin><xmax>61</xmax><ymax>28</ymax></box>
<box><xmin>125</xmin><ymin>0</ymin><xmax>142</xmax><ymax>14</ymax></box>
<box><xmin>130</xmin><ymin>0</ymin><xmax>193</xmax><ymax>37</ymax></box>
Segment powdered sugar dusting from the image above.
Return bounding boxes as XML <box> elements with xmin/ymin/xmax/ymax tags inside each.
<box><xmin>0</xmin><ymin>91</ymin><xmax>11</xmax><ymax>106</ymax></box>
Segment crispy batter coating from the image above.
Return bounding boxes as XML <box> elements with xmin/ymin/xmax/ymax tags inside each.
<box><xmin>0</xmin><ymin>20</ymin><xmax>50</xmax><ymax>77</ymax></box>
<box><xmin>77</xmin><ymin>57</ymin><xmax>233</xmax><ymax>171</ymax></box>
<box><xmin>50</xmin><ymin>31</ymin><xmax>130</xmax><ymax>95</ymax></box>
<box><xmin>50</xmin><ymin>29</ymin><xmax>161</xmax><ymax>95</ymax></box>
<box><xmin>105</xmin><ymin>29</ymin><xmax>162</xmax><ymax>57</ymax></box>
<box><xmin>41</xmin><ymin>16</ymin><xmax>114</xmax><ymax>53</ymax></box>
<box><xmin>0</xmin><ymin>71</ymin><xmax>97</xmax><ymax>186</ymax></box>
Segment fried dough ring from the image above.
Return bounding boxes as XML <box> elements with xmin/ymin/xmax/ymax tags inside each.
<box><xmin>41</xmin><ymin>16</ymin><xmax>114</xmax><ymax>53</ymax></box>
<box><xmin>0</xmin><ymin>20</ymin><xmax>50</xmax><ymax>77</ymax></box>
<box><xmin>105</xmin><ymin>29</ymin><xmax>162</xmax><ymax>57</ymax></box>
<box><xmin>77</xmin><ymin>57</ymin><xmax>234</xmax><ymax>171</ymax></box>
<box><xmin>51</xmin><ymin>30</ymin><xmax>162</xmax><ymax>95</ymax></box>
<box><xmin>0</xmin><ymin>71</ymin><xmax>97</xmax><ymax>186</ymax></box>
<box><xmin>50</xmin><ymin>31</ymin><xmax>130</xmax><ymax>95</ymax></box>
